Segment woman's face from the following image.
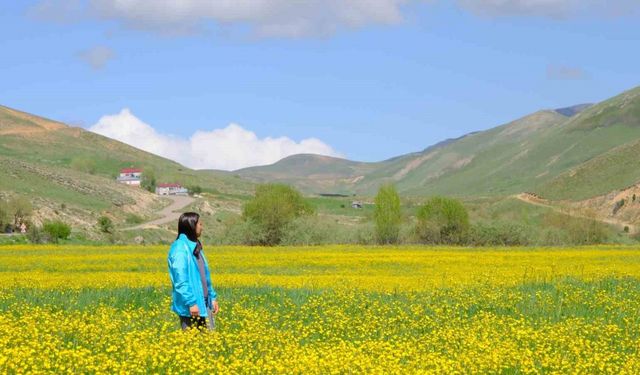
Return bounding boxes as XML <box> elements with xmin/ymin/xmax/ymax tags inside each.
<box><xmin>195</xmin><ymin>218</ymin><xmax>203</xmax><ymax>238</ymax></box>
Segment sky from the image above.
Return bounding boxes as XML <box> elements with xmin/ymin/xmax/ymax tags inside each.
<box><xmin>1</xmin><ymin>1</ymin><xmax>639</xmax><ymax>171</ymax></box>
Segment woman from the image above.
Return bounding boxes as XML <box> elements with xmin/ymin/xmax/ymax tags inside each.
<box><xmin>167</xmin><ymin>212</ymin><xmax>219</xmax><ymax>330</ymax></box>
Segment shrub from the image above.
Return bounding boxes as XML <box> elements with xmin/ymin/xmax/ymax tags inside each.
<box><xmin>98</xmin><ymin>216</ymin><xmax>113</xmax><ymax>234</ymax></box>
<box><xmin>373</xmin><ymin>184</ymin><xmax>402</xmax><ymax>244</ymax></box>
<box><xmin>141</xmin><ymin>169</ymin><xmax>156</xmax><ymax>193</ymax></box>
<box><xmin>242</xmin><ymin>184</ymin><xmax>314</xmax><ymax>246</ymax></box>
<box><xmin>43</xmin><ymin>220</ymin><xmax>71</xmax><ymax>243</ymax></box>
<box><xmin>281</xmin><ymin>216</ymin><xmax>355</xmax><ymax>246</ymax></box>
<box><xmin>415</xmin><ymin>196</ymin><xmax>469</xmax><ymax>245</ymax></box>
<box><xmin>542</xmin><ymin>212</ymin><xmax>609</xmax><ymax>245</ymax></box>
<box><xmin>355</xmin><ymin>223</ymin><xmax>376</xmax><ymax>245</ymax></box>
<box><xmin>467</xmin><ymin>222</ymin><xmax>531</xmax><ymax>246</ymax></box>
<box><xmin>217</xmin><ymin>218</ymin><xmax>268</xmax><ymax>245</ymax></box>
<box><xmin>27</xmin><ymin>225</ymin><xmax>46</xmax><ymax>244</ymax></box>
<box><xmin>188</xmin><ymin>185</ymin><xmax>203</xmax><ymax>196</ymax></box>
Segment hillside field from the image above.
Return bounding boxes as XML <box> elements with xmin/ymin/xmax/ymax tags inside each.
<box><xmin>1</xmin><ymin>244</ymin><xmax>640</xmax><ymax>373</ymax></box>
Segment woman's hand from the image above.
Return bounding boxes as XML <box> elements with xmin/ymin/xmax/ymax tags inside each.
<box><xmin>212</xmin><ymin>300</ymin><xmax>219</xmax><ymax>315</ymax></box>
<box><xmin>189</xmin><ymin>304</ymin><xmax>200</xmax><ymax>317</ymax></box>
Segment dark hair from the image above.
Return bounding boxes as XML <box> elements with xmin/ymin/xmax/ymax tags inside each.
<box><xmin>177</xmin><ymin>212</ymin><xmax>200</xmax><ymax>242</ymax></box>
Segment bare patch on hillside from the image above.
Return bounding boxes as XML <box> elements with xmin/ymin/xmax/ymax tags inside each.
<box><xmin>452</xmin><ymin>156</ymin><xmax>474</xmax><ymax>169</ymax></box>
<box><xmin>392</xmin><ymin>151</ymin><xmax>438</xmax><ymax>180</ymax></box>
<box><xmin>517</xmin><ymin>184</ymin><xmax>640</xmax><ymax>234</ymax></box>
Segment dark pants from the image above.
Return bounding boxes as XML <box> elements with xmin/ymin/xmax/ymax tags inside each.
<box><xmin>179</xmin><ymin>315</ymin><xmax>207</xmax><ymax>331</ymax></box>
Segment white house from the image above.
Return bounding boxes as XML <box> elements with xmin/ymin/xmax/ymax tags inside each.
<box><xmin>116</xmin><ymin>168</ymin><xmax>142</xmax><ymax>186</ymax></box>
<box><xmin>156</xmin><ymin>183</ymin><xmax>189</xmax><ymax>196</ymax></box>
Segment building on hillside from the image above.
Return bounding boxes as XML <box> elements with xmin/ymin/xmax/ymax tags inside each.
<box><xmin>156</xmin><ymin>183</ymin><xmax>189</xmax><ymax>196</ymax></box>
<box><xmin>351</xmin><ymin>201</ymin><xmax>363</xmax><ymax>209</ymax></box>
<box><xmin>117</xmin><ymin>168</ymin><xmax>142</xmax><ymax>186</ymax></box>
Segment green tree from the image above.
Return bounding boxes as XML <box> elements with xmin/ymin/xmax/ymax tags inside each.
<box><xmin>188</xmin><ymin>185</ymin><xmax>203</xmax><ymax>196</ymax></box>
<box><xmin>415</xmin><ymin>196</ymin><xmax>469</xmax><ymax>244</ymax></box>
<box><xmin>141</xmin><ymin>169</ymin><xmax>156</xmax><ymax>193</ymax></box>
<box><xmin>43</xmin><ymin>220</ymin><xmax>71</xmax><ymax>243</ymax></box>
<box><xmin>242</xmin><ymin>183</ymin><xmax>314</xmax><ymax>246</ymax></box>
<box><xmin>98</xmin><ymin>216</ymin><xmax>114</xmax><ymax>234</ymax></box>
<box><xmin>373</xmin><ymin>184</ymin><xmax>402</xmax><ymax>244</ymax></box>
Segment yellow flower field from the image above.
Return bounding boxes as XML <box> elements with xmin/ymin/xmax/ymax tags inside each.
<box><xmin>1</xmin><ymin>245</ymin><xmax>640</xmax><ymax>373</ymax></box>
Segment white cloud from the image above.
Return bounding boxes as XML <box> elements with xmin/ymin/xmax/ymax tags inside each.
<box><xmin>31</xmin><ymin>0</ymin><xmax>411</xmax><ymax>38</ymax></box>
<box><xmin>30</xmin><ymin>0</ymin><xmax>640</xmax><ymax>37</ymax></box>
<box><xmin>456</xmin><ymin>0</ymin><xmax>640</xmax><ymax>18</ymax></box>
<box><xmin>77</xmin><ymin>45</ymin><xmax>115</xmax><ymax>69</ymax></box>
<box><xmin>457</xmin><ymin>0</ymin><xmax>576</xmax><ymax>17</ymax></box>
<box><xmin>89</xmin><ymin>108</ymin><xmax>342</xmax><ymax>170</ymax></box>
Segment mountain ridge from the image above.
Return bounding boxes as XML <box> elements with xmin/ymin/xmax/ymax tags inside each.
<box><xmin>238</xmin><ymin>85</ymin><xmax>640</xmax><ymax>200</ymax></box>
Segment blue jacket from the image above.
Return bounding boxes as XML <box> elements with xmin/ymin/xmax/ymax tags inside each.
<box><xmin>167</xmin><ymin>233</ymin><xmax>217</xmax><ymax>317</ymax></box>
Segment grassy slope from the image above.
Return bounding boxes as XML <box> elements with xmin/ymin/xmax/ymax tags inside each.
<box><xmin>238</xmin><ymin>85</ymin><xmax>640</xmax><ymax>201</ymax></box>
<box><xmin>0</xmin><ymin>105</ymin><xmax>253</xmax><ymax>200</ymax></box>
<box><xmin>0</xmin><ymin>105</ymin><xmax>254</xmax><ymax>237</ymax></box>
<box><xmin>537</xmin><ymin>87</ymin><xmax>640</xmax><ymax>199</ymax></box>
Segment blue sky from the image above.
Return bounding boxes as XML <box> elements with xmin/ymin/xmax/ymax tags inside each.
<box><xmin>1</xmin><ymin>1</ymin><xmax>639</xmax><ymax>170</ymax></box>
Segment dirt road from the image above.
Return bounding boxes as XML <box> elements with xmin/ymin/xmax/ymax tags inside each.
<box><xmin>123</xmin><ymin>195</ymin><xmax>195</xmax><ymax>231</ymax></box>
<box><xmin>514</xmin><ymin>193</ymin><xmax>637</xmax><ymax>234</ymax></box>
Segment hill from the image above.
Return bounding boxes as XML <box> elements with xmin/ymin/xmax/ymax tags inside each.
<box><xmin>238</xmin><ymin>86</ymin><xmax>640</xmax><ymax>200</ymax></box>
<box><xmin>0</xmin><ymin>105</ymin><xmax>253</xmax><ymax>237</ymax></box>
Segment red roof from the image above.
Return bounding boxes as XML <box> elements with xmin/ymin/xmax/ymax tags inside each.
<box><xmin>157</xmin><ymin>183</ymin><xmax>182</xmax><ymax>188</ymax></box>
<box><xmin>120</xmin><ymin>168</ymin><xmax>142</xmax><ymax>173</ymax></box>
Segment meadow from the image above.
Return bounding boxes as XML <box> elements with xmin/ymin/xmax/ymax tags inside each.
<box><xmin>1</xmin><ymin>244</ymin><xmax>640</xmax><ymax>373</ymax></box>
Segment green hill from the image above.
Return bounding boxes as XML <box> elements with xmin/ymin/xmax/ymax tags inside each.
<box><xmin>0</xmin><ymin>105</ymin><xmax>253</xmax><ymax>236</ymax></box>
<box><xmin>238</xmin><ymin>85</ymin><xmax>640</xmax><ymax>200</ymax></box>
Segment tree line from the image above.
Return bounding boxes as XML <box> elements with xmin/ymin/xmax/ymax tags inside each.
<box><xmin>221</xmin><ymin>183</ymin><xmax>472</xmax><ymax>246</ymax></box>
<box><xmin>219</xmin><ymin>183</ymin><xmax>613</xmax><ymax>247</ymax></box>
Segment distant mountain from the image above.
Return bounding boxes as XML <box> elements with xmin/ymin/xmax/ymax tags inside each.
<box><xmin>239</xmin><ymin>86</ymin><xmax>640</xmax><ymax>200</ymax></box>
<box><xmin>236</xmin><ymin>154</ymin><xmax>378</xmax><ymax>194</ymax></box>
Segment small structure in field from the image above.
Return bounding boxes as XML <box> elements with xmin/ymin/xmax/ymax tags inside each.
<box><xmin>117</xmin><ymin>168</ymin><xmax>142</xmax><ymax>186</ymax></box>
<box><xmin>156</xmin><ymin>183</ymin><xmax>189</xmax><ymax>196</ymax></box>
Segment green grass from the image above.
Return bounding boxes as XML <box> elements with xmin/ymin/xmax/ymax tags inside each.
<box><xmin>1</xmin><ymin>259</ymin><xmax>639</xmax><ymax>325</ymax></box>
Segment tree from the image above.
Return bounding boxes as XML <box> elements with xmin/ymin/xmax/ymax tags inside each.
<box><xmin>0</xmin><ymin>198</ymin><xmax>9</xmax><ymax>228</ymax></box>
<box><xmin>43</xmin><ymin>220</ymin><xmax>71</xmax><ymax>243</ymax></box>
<box><xmin>242</xmin><ymin>184</ymin><xmax>314</xmax><ymax>245</ymax></box>
<box><xmin>188</xmin><ymin>185</ymin><xmax>203</xmax><ymax>196</ymax></box>
<box><xmin>373</xmin><ymin>184</ymin><xmax>402</xmax><ymax>244</ymax></box>
<box><xmin>415</xmin><ymin>196</ymin><xmax>469</xmax><ymax>244</ymax></box>
<box><xmin>141</xmin><ymin>169</ymin><xmax>156</xmax><ymax>193</ymax></box>
<box><xmin>8</xmin><ymin>196</ymin><xmax>33</xmax><ymax>226</ymax></box>
<box><xmin>98</xmin><ymin>216</ymin><xmax>114</xmax><ymax>234</ymax></box>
